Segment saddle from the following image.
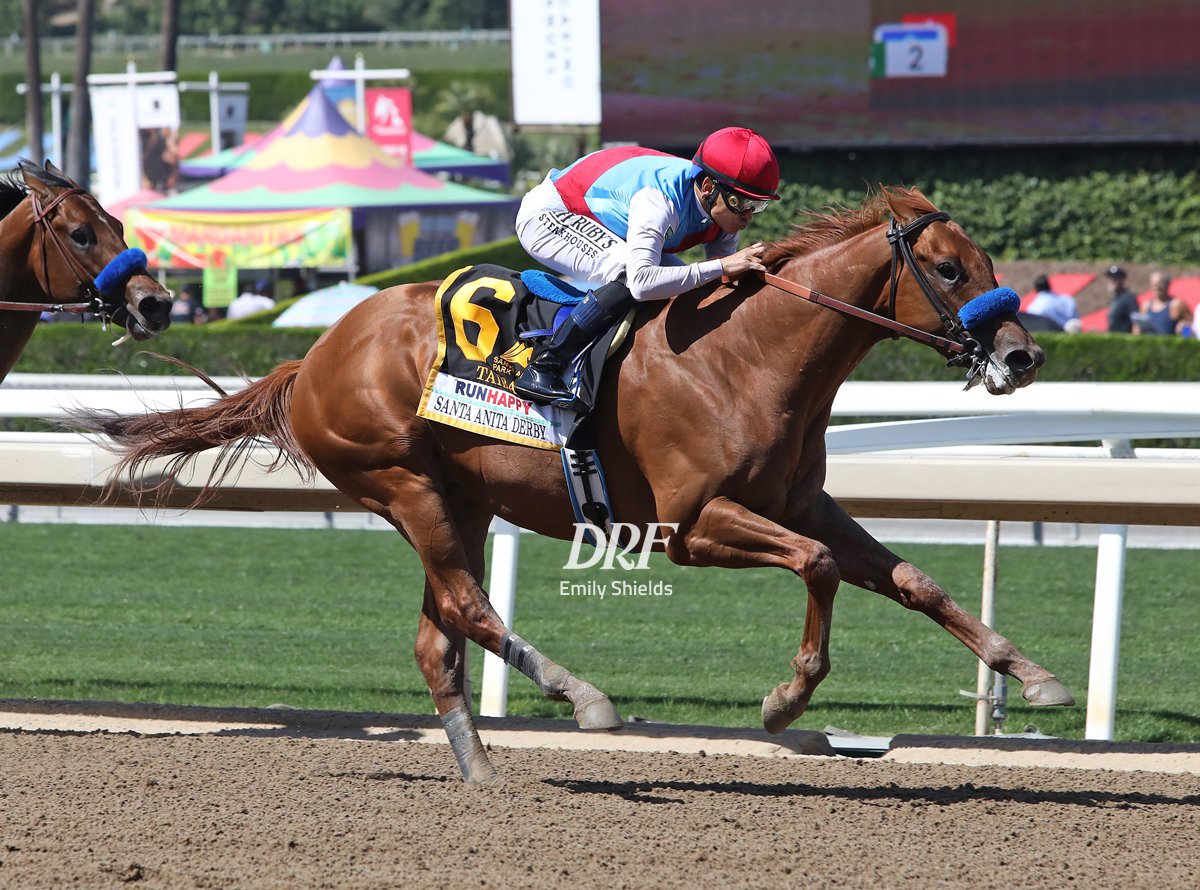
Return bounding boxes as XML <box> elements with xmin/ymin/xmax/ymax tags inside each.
<box><xmin>417</xmin><ymin>263</ymin><xmax>626</xmax><ymax>542</ymax></box>
<box><xmin>417</xmin><ymin>263</ymin><xmax>631</xmax><ymax>451</ymax></box>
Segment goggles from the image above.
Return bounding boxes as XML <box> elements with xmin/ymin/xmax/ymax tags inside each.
<box><xmin>716</xmin><ymin>182</ymin><xmax>770</xmax><ymax>215</ymax></box>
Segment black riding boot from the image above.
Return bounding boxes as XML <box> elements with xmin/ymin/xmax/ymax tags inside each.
<box><xmin>513</xmin><ymin>311</ymin><xmax>596</xmax><ymax>406</ymax></box>
<box><xmin>514</xmin><ymin>280</ymin><xmax>633</xmax><ymax>409</ymax></box>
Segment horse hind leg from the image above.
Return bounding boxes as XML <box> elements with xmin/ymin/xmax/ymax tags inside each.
<box><xmin>353</xmin><ymin>451</ymin><xmax>619</xmax><ymax>779</ymax></box>
<box><xmin>415</xmin><ymin>580</ymin><xmax>497</xmax><ymax>785</ymax></box>
<box><xmin>496</xmin><ymin>632</ymin><xmax>621</xmax><ymax>730</ymax></box>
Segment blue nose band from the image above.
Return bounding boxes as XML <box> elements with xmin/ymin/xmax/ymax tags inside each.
<box><xmin>958</xmin><ymin>286</ymin><xmax>1019</xmax><ymax>329</ymax></box>
<box><xmin>94</xmin><ymin>248</ymin><xmax>148</xmax><ymax>297</ymax></box>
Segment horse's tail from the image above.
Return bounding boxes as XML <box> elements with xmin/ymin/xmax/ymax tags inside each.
<box><xmin>67</xmin><ymin>359</ymin><xmax>313</xmax><ymax>507</ymax></box>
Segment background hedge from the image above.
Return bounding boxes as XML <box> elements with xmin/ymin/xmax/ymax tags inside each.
<box><xmin>20</xmin><ymin>323</ymin><xmax>1200</xmax><ymax>382</ymax></box>
<box><xmin>14</xmin><ymin>235</ymin><xmax>1199</xmax><ymax>382</ymax></box>
<box><xmin>744</xmin><ymin>144</ymin><xmax>1200</xmax><ymax>267</ymax></box>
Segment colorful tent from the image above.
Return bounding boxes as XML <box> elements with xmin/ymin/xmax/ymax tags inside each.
<box><xmin>152</xmin><ymin>87</ymin><xmax>514</xmax><ymax>213</ymax></box>
<box><xmin>179</xmin><ymin>101</ymin><xmax>511</xmax><ymax>185</ymax></box>
<box><xmin>124</xmin><ymin>87</ymin><xmax>516</xmax><ymax>272</ymax></box>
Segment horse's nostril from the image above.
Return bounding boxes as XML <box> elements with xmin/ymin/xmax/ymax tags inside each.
<box><xmin>1005</xmin><ymin>349</ymin><xmax>1040</xmax><ymax>376</ymax></box>
<box><xmin>138</xmin><ymin>295</ymin><xmax>172</xmax><ymax>320</ymax></box>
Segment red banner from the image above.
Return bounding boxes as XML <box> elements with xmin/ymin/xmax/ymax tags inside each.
<box><xmin>366</xmin><ymin>87</ymin><xmax>413</xmax><ymax>165</ymax></box>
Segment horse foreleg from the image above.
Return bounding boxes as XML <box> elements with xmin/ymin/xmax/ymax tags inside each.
<box><xmin>796</xmin><ymin>493</ymin><xmax>1075</xmax><ymax>708</ymax></box>
<box><xmin>667</xmin><ymin>496</ymin><xmax>842</xmax><ymax>733</ymax></box>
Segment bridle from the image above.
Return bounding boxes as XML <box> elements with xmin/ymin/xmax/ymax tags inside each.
<box><xmin>0</xmin><ymin>186</ymin><xmax>130</xmax><ymax>321</ymax></box>
<box><xmin>758</xmin><ymin>209</ymin><xmax>996</xmax><ymax>386</ymax></box>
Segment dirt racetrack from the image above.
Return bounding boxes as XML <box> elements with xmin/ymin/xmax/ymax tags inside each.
<box><xmin>2</xmin><ymin>711</ymin><xmax>1198</xmax><ymax>890</ymax></box>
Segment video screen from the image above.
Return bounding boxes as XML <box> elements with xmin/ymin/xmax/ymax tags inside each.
<box><xmin>600</xmin><ymin>0</ymin><xmax>1200</xmax><ymax>149</ymax></box>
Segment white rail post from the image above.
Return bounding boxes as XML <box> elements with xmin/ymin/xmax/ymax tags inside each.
<box><xmin>1086</xmin><ymin>524</ymin><xmax>1128</xmax><ymax>740</ymax></box>
<box><xmin>1085</xmin><ymin>439</ymin><xmax>1134</xmax><ymax>740</ymax></box>
<box><xmin>479</xmin><ymin>519</ymin><xmax>521</xmax><ymax>717</ymax></box>
<box><xmin>974</xmin><ymin>519</ymin><xmax>1001</xmax><ymax>735</ymax></box>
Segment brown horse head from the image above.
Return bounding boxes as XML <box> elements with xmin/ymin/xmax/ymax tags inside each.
<box><xmin>764</xmin><ymin>186</ymin><xmax>1043</xmax><ymax>396</ymax></box>
<box><xmin>880</xmin><ymin>186</ymin><xmax>1043</xmax><ymax>393</ymax></box>
<box><xmin>15</xmin><ymin>160</ymin><xmax>173</xmax><ymax>340</ymax></box>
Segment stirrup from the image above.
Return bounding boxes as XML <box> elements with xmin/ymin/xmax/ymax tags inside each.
<box><xmin>551</xmin><ymin>392</ymin><xmax>588</xmax><ymax>413</ymax></box>
<box><xmin>514</xmin><ymin>364</ymin><xmax>572</xmax><ymax>405</ymax></box>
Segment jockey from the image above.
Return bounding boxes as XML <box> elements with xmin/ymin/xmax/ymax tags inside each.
<box><xmin>512</xmin><ymin>126</ymin><xmax>780</xmax><ymax>410</ymax></box>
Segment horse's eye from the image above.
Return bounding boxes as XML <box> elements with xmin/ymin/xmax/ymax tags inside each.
<box><xmin>70</xmin><ymin>225</ymin><xmax>95</xmax><ymax>247</ymax></box>
<box><xmin>936</xmin><ymin>262</ymin><xmax>960</xmax><ymax>282</ymax></box>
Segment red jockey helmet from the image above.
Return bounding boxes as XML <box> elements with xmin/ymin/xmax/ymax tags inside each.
<box><xmin>692</xmin><ymin>127</ymin><xmax>780</xmax><ymax>201</ymax></box>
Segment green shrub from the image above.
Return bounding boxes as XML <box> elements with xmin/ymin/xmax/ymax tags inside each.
<box><xmin>18</xmin><ymin>325</ymin><xmax>322</xmax><ymax>378</ymax></box>
<box><xmin>18</xmin><ymin>297</ymin><xmax>1200</xmax><ymax>384</ymax></box>
<box><xmin>852</xmin><ymin>333</ymin><xmax>1200</xmax><ymax>383</ymax></box>
<box><xmin>743</xmin><ymin>144</ymin><xmax>1200</xmax><ymax>266</ymax></box>
<box><xmin>355</xmin><ymin>236</ymin><xmax>547</xmax><ymax>289</ymax></box>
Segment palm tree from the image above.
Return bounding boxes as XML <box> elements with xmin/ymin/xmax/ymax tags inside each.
<box><xmin>432</xmin><ymin>81</ymin><xmax>494</xmax><ymax>153</ymax></box>
<box><xmin>66</xmin><ymin>0</ymin><xmax>94</xmax><ymax>185</ymax></box>
<box><xmin>22</xmin><ymin>0</ymin><xmax>43</xmax><ymax>165</ymax></box>
<box><xmin>159</xmin><ymin>0</ymin><xmax>181</xmax><ymax>72</ymax></box>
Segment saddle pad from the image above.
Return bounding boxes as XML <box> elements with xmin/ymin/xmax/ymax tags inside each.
<box><xmin>417</xmin><ymin>264</ymin><xmax>583</xmax><ymax>450</ymax></box>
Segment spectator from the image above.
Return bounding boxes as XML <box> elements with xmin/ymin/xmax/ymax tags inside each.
<box><xmin>1025</xmin><ymin>274</ymin><xmax>1079</xmax><ymax>330</ymax></box>
<box><xmin>226</xmin><ymin>277</ymin><xmax>276</xmax><ymax>320</ymax></box>
<box><xmin>1132</xmin><ymin>271</ymin><xmax>1189</xmax><ymax>335</ymax></box>
<box><xmin>170</xmin><ymin>283</ymin><xmax>202</xmax><ymax>325</ymax></box>
<box><xmin>1104</xmin><ymin>265</ymin><xmax>1139</xmax><ymax>333</ymax></box>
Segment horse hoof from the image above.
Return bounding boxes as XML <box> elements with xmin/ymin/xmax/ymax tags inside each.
<box><xmin>761</xmin><ymin>688</ymin><xmax>797</xmax><ymax>734</ymax></box>
<box><xmin>575</xmin><ymin>695</ymin><xmax>623</xmax><ymax>731</ymax></box>
<box><xmin>1023</xmin><ymin>678</ymin><xmax>1076</xmax><ymax>707</ymax></box>
<box><xmin>462</xmin><ymin>764</ymin><xmax>500</xmax><ymax>786</ymax></box>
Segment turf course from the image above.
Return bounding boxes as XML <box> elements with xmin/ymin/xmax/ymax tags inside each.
<box><xmin>2</xmin><ymin>523</ymin><xmax>1195</xmax><ymax>743</ymax></box>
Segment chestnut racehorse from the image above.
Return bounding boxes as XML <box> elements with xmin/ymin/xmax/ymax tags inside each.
<box><xmin>0</xmin><ymin>161</ymin><xmax>173</xmax><ymax>382</ymax></box>
<box><xmin>73</xmin><ymin>187</ymin><xmax>1075</xmax><ymax>782</ymax></box>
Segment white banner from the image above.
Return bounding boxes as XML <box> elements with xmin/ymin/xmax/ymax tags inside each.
<box><xmin>217</xmin><ymin>93</ymin><xmax>249</xmax><ymax>150</ymax></box>
<box><xmin>511</xmin><ymin>0</ymin><xmax>601</xmax><ymax>126</ymax></box>
<box><xmin>135</xmin><ymin>83</ymin><xmax>182</xmax><ymax>195</ymax></box>
<box><xmin>89</xmin><ymin>80</ymin><xmax>182</xmax><ymax>204</ymax></box>
<box><xmin>89</xmin><ymin>85</ymin><xmax>141</xmax><ymax>206</ymax></box>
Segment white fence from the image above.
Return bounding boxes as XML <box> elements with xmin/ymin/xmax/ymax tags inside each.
<box><xmin>3</xmin><ymin>374</ymin><xmax>1200</xmax><ymax>741</ymax></box>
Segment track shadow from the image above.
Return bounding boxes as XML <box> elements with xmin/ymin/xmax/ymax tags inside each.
<box><xmin>543</xmin><ymin>777</ymin><xmax>1200</xmax><ymax>809</ymax></box>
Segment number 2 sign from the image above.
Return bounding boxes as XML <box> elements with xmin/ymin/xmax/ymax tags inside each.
<box><xmin>871</xmin><ymin>22</ymin><xmax>949</xmax><ymax>78</ymax></box>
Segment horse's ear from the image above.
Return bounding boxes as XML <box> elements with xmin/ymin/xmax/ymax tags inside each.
<box><xmin>44</xmin><ymin>158</ymin><xmax>67</xmax><ymax>180</ymax></box>
<box><xmin>18</xmin><ymin>158</ymin><xmax>53</xmax><ymax>199</ymax></box>
<box><xmin>19</xmin><ymin>158</ymin><xmax>79</xmax><ymax>199</ymax></box>
<box><xmin>882</xmin><ymin>185</ymin><xmax>938</xmax><ymax>226</ymax></box>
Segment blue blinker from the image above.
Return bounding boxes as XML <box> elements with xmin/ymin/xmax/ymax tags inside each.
<box><xmin>958</xmin><ymin>287</ymin><xmax>1019</xmax><ymax>329</ymax></box>
<box><xmin>94</xmin><ymin>248</ymin><xmax>148</xmax><ymax>297</ymax></box>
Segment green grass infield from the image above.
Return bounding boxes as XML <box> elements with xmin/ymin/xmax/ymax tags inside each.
<box><xmin>2</xmin><ymin>523</ymin><xmax>1195</xmax><ymax>743</ymax></box>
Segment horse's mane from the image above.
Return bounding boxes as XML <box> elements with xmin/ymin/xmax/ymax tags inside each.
<box><xmin>763</xmin><ymin>185</ymin><xmax>936</xmax><ymax>268</ymax></box>
<box><xmin>0</xmin><ymin>171</ymin><xmax>28</xmax><ymax>222</ymax></box>
<box><xmin>0</xmin><ymin>161</ymin><xmax>79</xmax><ymax>222</ymax></box>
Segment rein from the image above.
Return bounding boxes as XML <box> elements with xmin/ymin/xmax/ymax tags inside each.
<box><xmin>759</xmin><ymin>270</ymin><xmax>967</xmax><ymax>356</ymax></box>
